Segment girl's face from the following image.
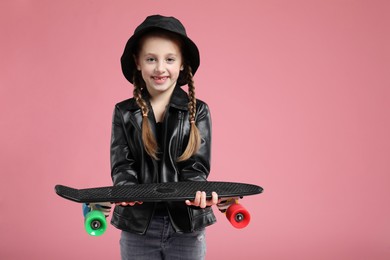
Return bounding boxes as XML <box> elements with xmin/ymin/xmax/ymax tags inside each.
<box><xmin>136</xmin><ymin>35</ymin><xmax>183</xmax><ymax>98</ymax></box>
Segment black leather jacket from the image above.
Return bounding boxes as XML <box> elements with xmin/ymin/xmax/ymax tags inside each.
<box><xmin>110</xmin><ymin>86</ymin><xmax>216</xmax><ymax>234</ymax></box>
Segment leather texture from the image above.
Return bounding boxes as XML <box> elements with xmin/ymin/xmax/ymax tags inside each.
<box><xmin>110</xmin><ymin>86</ymin><xmax>216</xmax><ymax>234</ymax></box>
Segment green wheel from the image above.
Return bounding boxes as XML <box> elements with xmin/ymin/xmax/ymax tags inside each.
<box><xmin>85</xmin><ymin>210</ymin><xmax>107</xmax><ymax>236</ymax></box>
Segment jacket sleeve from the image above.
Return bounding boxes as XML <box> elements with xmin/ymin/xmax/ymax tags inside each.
<box><xmin>179</xmin><ymin>102</ymin><xmax>212</xmax><ymax>182</ymax></box>
<box><xmin>110</xmin><ymin>106</ymin><xmax>139</xmax><ymax>186</ymax></box>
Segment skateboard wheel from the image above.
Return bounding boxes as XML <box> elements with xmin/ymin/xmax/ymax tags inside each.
<box><xmin>226</xmin><ymin>203</ymin><xmax>251</xmax><ymax>229</ymax></box>
<box><xmin>85</xmin><ymin>210</ymin><xmax>107</xmax><ymax>236</ymax></box>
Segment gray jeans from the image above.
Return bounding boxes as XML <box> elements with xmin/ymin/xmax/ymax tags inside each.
<box><xmin>120</xmin><ymin>216</ymin><xmax>206</xmax><ymax>260</ymax></box>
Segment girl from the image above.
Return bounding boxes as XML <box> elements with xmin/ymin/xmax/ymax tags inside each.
<box><xmin>110</xmin><ymin>15</ymin><xmax>221</xmax><ymax>260</ymax></box>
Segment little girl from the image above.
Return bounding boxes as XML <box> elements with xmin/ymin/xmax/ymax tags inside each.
<box><xmin>110</xmin><ymin>15</ymin><xmax>220</xmax><ymax>260</ymax></box>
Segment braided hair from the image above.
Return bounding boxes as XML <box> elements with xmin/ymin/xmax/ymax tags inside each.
<box><xmin>133</xmin><ymin>71</ymin><xmax>158</xmax><ymax>160</ymax></box>
<box><xmin>177</xmin><ymin>65</ymin><xmax>201</xmax><ymax>161</ymax></box>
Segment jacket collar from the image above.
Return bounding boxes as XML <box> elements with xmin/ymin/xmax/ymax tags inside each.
<box><xmin>169</xmin><ymin>86</ymin><xmax>189</xmax><ymax>110</ymax></box>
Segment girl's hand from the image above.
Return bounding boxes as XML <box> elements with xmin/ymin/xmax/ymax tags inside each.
<box><xmin>116</xmin><ymin>201</ymin><xmax>143</xmax><ymax>206</ymax></box>
<box><xmin>185</xmin><ymin>191</ymin><xmax>220</xmax><ymax>208</ymax></box>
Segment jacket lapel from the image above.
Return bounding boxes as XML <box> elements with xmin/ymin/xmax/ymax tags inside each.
<box><xmin>169</xmin><ymin>86</ymin><xmax>189</xmax><ymax>110</ymax></box>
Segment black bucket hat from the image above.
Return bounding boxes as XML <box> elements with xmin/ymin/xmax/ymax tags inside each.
<box><xmin>121</xmin><ymin>15</ymin><xmax>200</xmax><ymax>86</ymax></box>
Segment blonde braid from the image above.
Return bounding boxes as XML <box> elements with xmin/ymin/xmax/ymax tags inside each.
<box><xmin>177</xmin><ymin>66</ymin><xmax>201</xmax><ymax>162</ymax></box>
<box><xmin>133</xmin><ymin>72</ymin><xmax>159</xmax><ymax>160</ymax></box>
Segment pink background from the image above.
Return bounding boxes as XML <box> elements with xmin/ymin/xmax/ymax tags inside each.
<box><xmin>1</xmin><ymin>0</ymin><xmax>389</xmax><ymax>259</ymax></box>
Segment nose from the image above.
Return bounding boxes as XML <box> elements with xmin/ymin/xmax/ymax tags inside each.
<box><xmin>154</xmin><ymin>60</ymin><xmax>165</xmax><ymax>73</ymax></box>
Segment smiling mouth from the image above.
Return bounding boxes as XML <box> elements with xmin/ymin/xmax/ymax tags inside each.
<box><xmin>152</xmin><ymin>76</ymin><xmax>168</xmax><ymax>80</ymax></box>
<box><xmin>152</xmin><ymin>76</ymin><xmax>169</xmax><ymax>84</ymax></box>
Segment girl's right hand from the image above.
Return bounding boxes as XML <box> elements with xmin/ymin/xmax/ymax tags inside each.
<box><xmin>116</xmin><ymin>201</ymin><xmax>143</xmax><ymax>206</ymax></box>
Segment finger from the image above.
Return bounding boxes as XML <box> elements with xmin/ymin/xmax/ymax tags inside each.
<box><xmin>118</xmin><ymin>202</ymin><xmax>132</xmax><ymax>206</ymax></box>
<box><xmin>211</xmin><ymin>192</ymin><xmax>219</xmax><ymax>205</ymax></box>
<box><xmin>187</xmin><ymin>191</ymin><xmax>202</xmax><ymax>206</ymax></box>
<box><xmin>194</xmin><ymin>191</ymin><xmax>201</xmax><ymax>206</ymax></box>
<box><xmin>200</xmin><ymin>191</ymin><xmax>207</xmax><ymax>208</ymax></box>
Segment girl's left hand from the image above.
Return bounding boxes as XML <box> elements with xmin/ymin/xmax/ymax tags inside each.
<box><xmin>185</xmin><ymin>191</ymin><xmax>220</xmax><ymax>208</ymax></box>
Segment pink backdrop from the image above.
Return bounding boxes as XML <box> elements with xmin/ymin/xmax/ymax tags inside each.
<box><xmin>1</xmin><ymin>0</ymin><xmax>389</xmax><ymax>259</ymax></box>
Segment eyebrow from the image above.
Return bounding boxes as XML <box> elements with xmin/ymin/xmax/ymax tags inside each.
<box><xmin>143</xmin><ymin>53</ymin><xmax>179</xmax><ymax>56</ymax></box>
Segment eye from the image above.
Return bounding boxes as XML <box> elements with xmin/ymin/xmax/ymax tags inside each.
<box><xmin>166</xmin><ymin>58</ymin><xmax>175</xmax><ymax>64</ymax></box>
<box><xmin>146</xmin><ymin>57</ymin><xmax>156</xmax><ymax>63</ymax></box>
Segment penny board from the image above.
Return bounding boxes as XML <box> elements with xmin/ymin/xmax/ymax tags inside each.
<box><xmin>55</xmin><ymin>181</ymin><xmax>263</xmax><ymax>204</ymax></box>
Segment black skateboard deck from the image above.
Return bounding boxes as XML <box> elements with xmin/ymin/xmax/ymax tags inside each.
<box><xmin>55</xmin><ymin>181</ymin><xmax>263</xmax><ymax>235</ymax></box>
<box><xmin>55</xmin><ymin>181</ymin><xmax>263</xmax><ymax>204</ymax></box>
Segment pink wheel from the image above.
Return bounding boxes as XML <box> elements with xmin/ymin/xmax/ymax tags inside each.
<box><xmin>226</xmin><ymin>203</ymin><xmax>251</xmax><ymax>228</ymax></box>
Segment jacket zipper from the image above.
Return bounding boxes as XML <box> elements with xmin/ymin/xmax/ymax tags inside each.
<box><xmin>177</xmin><ymin>110</ymin><xmax>184</xmax><ymax>159</ymax></box>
